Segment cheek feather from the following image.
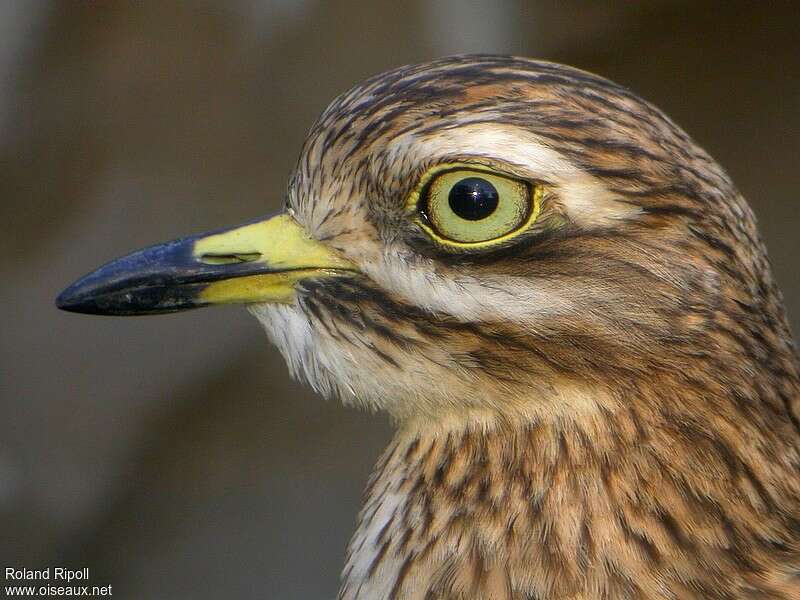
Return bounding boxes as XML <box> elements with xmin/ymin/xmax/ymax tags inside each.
<box><xmin>363</xmin><ymin>252</ymin><xmax>579</xmax><ymax>325</ymax></box>
<box><xmin>248</xmin><ymin>273</ymin><xmax>624</xmax><ymax>426</ymax></box>
<box><xmin>249</xmin><ymin>301</ymin><xmax>476</xmax><ymax>414</ymax></box>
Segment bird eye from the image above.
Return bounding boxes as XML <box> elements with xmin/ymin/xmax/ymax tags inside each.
<box><xmin>418</xmin><ymin>169</ymin><xmax>535</xmax><ymax>245</ymax></box>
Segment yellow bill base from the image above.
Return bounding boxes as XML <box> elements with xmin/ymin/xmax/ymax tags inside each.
<box><xmin>199</xmin><ymin>268</ymin><xmax>349</xmax><ymax>305</ymax></box>
<box><xmin>193</xmin><ymin>213</ymin><xmax>354</xmax><ymax>273</ymax></box>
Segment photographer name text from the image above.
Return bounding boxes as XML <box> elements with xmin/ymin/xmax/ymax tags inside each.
<box><xmin>6</xmin><ymin>568</ymin><xmax>89</xmax><ymax>583</ymax></box>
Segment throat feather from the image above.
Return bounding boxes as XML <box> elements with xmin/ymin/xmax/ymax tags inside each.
<box><xmin>339</xmin><ymin>409</ymin><xmax>800</xmax><ymax>600</ymax></box>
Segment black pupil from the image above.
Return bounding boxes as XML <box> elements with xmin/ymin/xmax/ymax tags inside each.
<box><xmin>448</xmin><ymin>177</ymin><xmax>498</xmax><ymax>221</ymax></box>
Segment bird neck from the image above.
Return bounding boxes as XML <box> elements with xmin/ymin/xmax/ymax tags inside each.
<box><xmin>340</xmin><ymin>396</ymin><xmax>800</xmax><ymax>599</ymax></box>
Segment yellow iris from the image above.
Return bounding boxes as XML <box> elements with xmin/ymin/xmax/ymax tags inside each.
<box><xmin>413</xmin><ymin>167</ymin><xmax>540</xmax><ymax>248</ymax></box>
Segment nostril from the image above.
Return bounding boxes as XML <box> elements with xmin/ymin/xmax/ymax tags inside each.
<box><xmin>199</xmin><ymin>252</ymin><xmax>262</xmax><ymax>265</ymax></box>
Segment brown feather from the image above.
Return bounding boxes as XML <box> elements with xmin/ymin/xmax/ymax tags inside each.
<box><xmin>264</xmin><ymin>55</ymin><xmax>800</xmax><ymax>598</ymax></box>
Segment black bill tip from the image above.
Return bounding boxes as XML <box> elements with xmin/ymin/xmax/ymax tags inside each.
<box><xmin>55</xmin><ymin>271</ymin><xmax>203</xmax><ymax>316</ymax></box>
<box><xmin>55</xmin><ymin>237</ymin><xmax>210</xmax><ymax>316</ymax></box>
<box><xmin>55</xmin><ymin>282</ymin><xmax>105</xmax><ymax>314</ymax></box>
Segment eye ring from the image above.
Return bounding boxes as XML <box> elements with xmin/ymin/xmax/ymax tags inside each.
<box><xmin>408</xmin><ymin>164</ymin><xmax>542</xmax><ymax>249</ymax></box>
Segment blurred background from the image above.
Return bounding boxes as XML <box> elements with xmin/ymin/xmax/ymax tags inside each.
<box><xmin>1</xmin><ymin>1</ymin><xmax>798</xmax><ymax>598</ymax></box>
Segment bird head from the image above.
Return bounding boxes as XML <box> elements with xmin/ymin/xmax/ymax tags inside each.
<box><xmin>57</xmin><ymin>56</ymin><xmax>795</xmax><ymax>426</ymax></box>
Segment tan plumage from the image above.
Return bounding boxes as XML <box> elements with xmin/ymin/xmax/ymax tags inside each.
<box><xmin>58</xmin><ymin>55</ymin><xmax>800</xmax><ymax>599</ymax></box>
<box><xmin>288</xmin><ymin>56</ymin><xmax>800</xmax><ymax>599</ymax></box>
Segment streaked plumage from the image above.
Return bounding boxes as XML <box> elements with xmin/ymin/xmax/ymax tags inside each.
<box><xmin>58</xmin><ymin>55</ymin><xmax>800</xmax><ymax>598</ymax></box>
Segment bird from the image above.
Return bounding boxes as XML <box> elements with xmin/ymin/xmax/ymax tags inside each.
<box><xmin>56</xmin><ymin>55</ymin><xmax>800</xmax><ymax>599</ymax></box>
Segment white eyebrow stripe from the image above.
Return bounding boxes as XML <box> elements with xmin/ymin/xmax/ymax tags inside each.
<box><xmin>383</xmin><ymin>121</ymin><xmax>642</xmax><ymax>227</ymax></box>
